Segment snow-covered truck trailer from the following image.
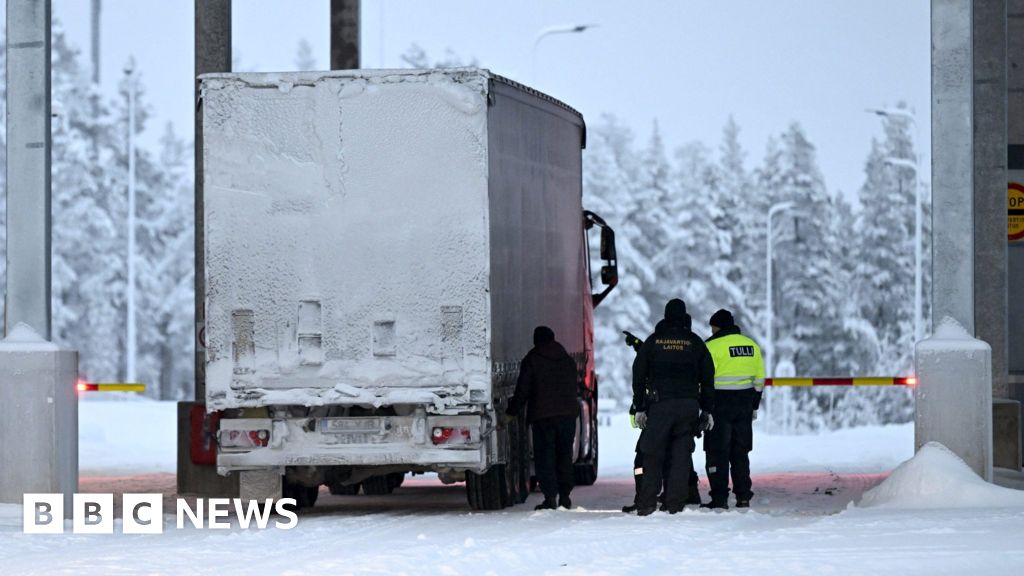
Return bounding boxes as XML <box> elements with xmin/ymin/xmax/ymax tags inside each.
<box><xmin>199</xmin><ymin>69</ymin><xmax>618</xmax><ymax>510</ymax></box>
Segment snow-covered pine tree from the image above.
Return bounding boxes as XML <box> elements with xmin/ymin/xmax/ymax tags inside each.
<box><xmin>657</xmin><ymin>140</ymin><xmax>723</xmax><ymax>335</ymax></box>
<box><xmin>295</xmin><ymin>38</ymin><xmax>317</xmax><ymax>71</ymax></box>
<box><xmin>583</xmin><ymin>116</ymin><xmax>654</xmax><ymax>405</ymax></box>
<box><xmin>400</xmin><ymin>44</ymin><xmax>479</xmax><ymax>69</ymax></box>
<box><xmin>136</xmin><ymin>124</ymin><xmax>195</xmax><ymax>400</ymax></box>
<box><xmin>854</xmin><ymin>107</ymin><xmax>917</xmax><ymax>375</ymax></box>
<box><xmin>712</xmin><ymin>117</ymin><xmax>763</xmax><ymax>340</ymax></box>
<box><xmin>50</xmin><ymin>24</ymin><xmax>126</xmax><ymax>382</ymax></box>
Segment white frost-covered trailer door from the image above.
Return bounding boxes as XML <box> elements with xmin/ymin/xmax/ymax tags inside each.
<box><xmin>201</xmin><ymin>70</ymin><xmax>492</xmax><ymax>411</ymax></box>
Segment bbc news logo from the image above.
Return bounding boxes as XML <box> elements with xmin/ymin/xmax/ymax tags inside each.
<box><xmin>23</xmin><ymin>494</ymin><xmax>299</xmax><ymax>534</ymax></box>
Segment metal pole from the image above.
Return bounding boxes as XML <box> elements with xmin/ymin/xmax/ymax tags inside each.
<box><xmin>766</xmin><ymin>211</ymin><xmax>773</xmax><ymax>378</ymax></box>
<box><xmin>5</xmin><ymin>0</ymin><xmax>52</xmax><ymax>339</ymax></box>
<box><xmin>125</xmin><ymin>59</ymin><xmax>136</xmax><ymax>383</ymax></box>
<box><xmin>330</xmin><ymin>0</ymin><xmax>360</xmax><ymax>70</ymax></box>
<box><xmin>195</xmin><ymin>0</ymin><xmax>232</xmax><ymax>401</ymax></box>
<box><xmin>765</xmin><ymin>201</ymin><xmax>794</xmax><ymax>379</ymax></box>
<box><xmin>91</xmin><ymin>0</ymin><xmax>101</xmax><ymax>83</ymax></box>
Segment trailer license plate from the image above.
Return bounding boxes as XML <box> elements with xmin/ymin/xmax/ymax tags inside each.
<box><xmin>320</xmin><ymin>418</ymin><xmax>381</xmax><ymax>434</ymax></box>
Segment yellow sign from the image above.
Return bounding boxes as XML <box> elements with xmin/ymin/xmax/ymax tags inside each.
<box><xmin>1011</xmin><ymin>183</ymin><xmax>1024</xmax><ymax>241</ymax></box>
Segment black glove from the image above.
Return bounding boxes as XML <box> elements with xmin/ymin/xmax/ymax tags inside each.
<box><xmin>699</xmin><ymin>412</ymin><xmax>714</xmax><ymax>433</ymax></box>
<box><xmin>623</xmin><ymin>331</ymin><xmax>644</xmax><ymax>352</ymax></box>
<box><xmin>634</xmin><ymin>411</ymin><xmax>648</xmax><ymax>430</ymax></box>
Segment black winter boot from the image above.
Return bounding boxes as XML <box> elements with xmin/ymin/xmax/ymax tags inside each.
<box><xmin>534</xmin><ymin>498</ymin><xmax>557</xmax><ymax>510</ymax></box>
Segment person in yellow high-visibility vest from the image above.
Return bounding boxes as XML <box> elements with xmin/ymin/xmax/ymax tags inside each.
<box><xmin>702</xmin><ymin>309</ymin><xmax>764</xmax><ymax>509</ymax></box>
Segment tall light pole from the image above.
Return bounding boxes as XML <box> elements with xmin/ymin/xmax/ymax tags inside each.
<box><xmin>124</xmin><ymin>58</ymin><xmax>137</xmax><ymax>383</ymax></box>
<box><xmin>765</xmin><ymin>201</ymin><xmax>794</xmax><ymax>379</ymax></box>
<box><xmin>531</xmin><ymin>23</ymin><xmax>597</xmax><ymax>85</ymax></box>
<box><xmin>867</xmin><ymin>107</ymin><xmax>923</xmax><ymax>343</ymax></box>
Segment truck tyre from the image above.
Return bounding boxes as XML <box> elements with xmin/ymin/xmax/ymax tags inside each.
<box><xmin>282</xmin><ymin>481</ymin><xmax>319</xmax><ymax>510</ymax></box>
<box><xmin>465</xmin><ymin>464</ymin><xmax>510</xmax><ymax>510</ymax></box>
<box><xmin>362</xmin><ymin>475</ymin><xmax>396</xmax><ymax>495</ymax></box>
<box><xmin>574</xmin><ymin>397</ymin><xmax>599</xmax><ymax>486</ymax></box>
<box><xmin>511</xmin><ymin>416</ymin><xmax>530</xmax><ymax>504</ymax></box>
<box><xmin>327</xmin><ymin>481</ymin><xmax>360</xmax><ymax>496</ymax></box>
<box><xmin>386</xmin><ymin>472</ymin><xmax>405</xmax><ymax>491</ymax></box>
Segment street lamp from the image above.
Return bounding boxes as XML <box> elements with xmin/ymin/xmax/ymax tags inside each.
<box><xmin>765</xmin><ymin>201</ymin><xmax>795</xmax><ymax>379</ymax></box>
<box><xmin>124</xmin><ymin>58</ymin><xmax>137</xmax><ymax>383</ymax></box>
<box><xmin>531</xmin><ymin>23</ymin><xmax>598</xmax><ymax>84</ymax></box>
<box><xmin>867</xmin><ymin>107</ymin><xmax>923</xmax><ymax>343</ymax></box>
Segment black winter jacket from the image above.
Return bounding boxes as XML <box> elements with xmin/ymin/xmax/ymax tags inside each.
<box><xmin>508</xmin><ymin>340</ymin><xmax>580</xmax><ymax>422</ymax></box>
<box><xmin>632</xmin><ymin>318</ymin><xmax>715</xmax><ymax>414</ymax></box>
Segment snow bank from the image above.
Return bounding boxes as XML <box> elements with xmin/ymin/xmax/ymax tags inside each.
<box><xmin>600</xmin><ymin>412</ymin><xmax>913</xmax><ymax>477</ymax></box>
<box><xmin>857</xmin><ymin>442</ymin><xmax>1024</xmax><ymax>509</ymax></box>
<box><xmin>79</xmin><ymin>400</ymin><xmax>177</xmax><ymax>474</ymax></box>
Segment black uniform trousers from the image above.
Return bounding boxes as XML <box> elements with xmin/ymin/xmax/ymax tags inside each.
<box><xmin>636</xmin><ymin>398</ymin><xmax>700</xmax><ymax>511</ymax></box>
<box><xmin>704</xmin><ymin>399</ymin><xmax>754</xmax><ymax>503</ymax></box>
<box><xmin>632</xmin><ymin>449</ymin><xmax>699</xmax><ymax>504</ymax></box>
<box><xmin>532</xmin><ymin>416</ymin><xmax>576</xmax><ymax>500</ymax></box>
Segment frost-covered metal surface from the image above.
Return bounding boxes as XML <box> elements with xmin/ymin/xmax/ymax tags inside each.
<box><xmin>202</xmin><ymin>70</ymin><xmax>495</xmax><ymax>411</ymax></box>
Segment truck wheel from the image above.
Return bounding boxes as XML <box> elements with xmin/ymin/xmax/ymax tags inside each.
<box><xmin>282</xmin><ymin>482</ymin><xmax>320</xmax><ymax>510</ymax></box>
<box><xmin>362</xmin><ymin>475</ymin><xmax>396</xmax><ymax>495</ymax></box>
<box><xmin>574</xmin><ymin>400</ymin><xmax>599</xmax><ymax>486</ymax></box>
<box><xmin>327</xmin><ymin>481</ymin><xmax>360</xmax><ymax>495</ymax></box>
<box><xmin>465</xmin><ymin>464</ymin><xmax>510</xmax><ymax>510</ymax></box>
<box><xmin>512</xmin><ymin>416</ymin><xmax>530</xmax><ymax>504</ymax></box>
<box><xmin>387</xmin><ymin>472</ymin><xmax>405</xmax><ymax>491</ymax></box>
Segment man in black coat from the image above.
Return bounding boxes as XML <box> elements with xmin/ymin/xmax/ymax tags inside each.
<box><xmin>631</xmin><ymin>299</ymin><xmax>715</xmax><ymax>515</ymax></box>
<box><xmin>508</xmin><ymin>326</ymin><xmax>580</xmax><ymax>510</ymax></box>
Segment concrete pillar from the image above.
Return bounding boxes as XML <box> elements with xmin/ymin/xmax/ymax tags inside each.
<box><xmin>180</xmin><ymin>0</ymin><xmax>237</xmax><ymax>498</ymax></box>
<box><xmin>1008</xmin><ymin>2</ymin><xmax>1024</xmax><ymax>401</ymax></box>
<box><xmin>1</xmin><ymin>0</ymin><xmax>79</xmax><ymax>512</ymax></box>
<box><xmin>330</xmin><ymin>0</ymin><xmax>360</xmax><ymax>70</ymax></box>
<box><xmin>5</xmin><ymin>0</ymin><xmax>52</xmax><ymax>339</ymax></box>
<box><xmin>928</xmin><ymin>0</ymin><xmax>1009</xmax><ymax>475</ymax></box>
<box><xmin>972</xmin><ymin>0</ymin><xmax>1009</xmax><ymax>400</ymax></box>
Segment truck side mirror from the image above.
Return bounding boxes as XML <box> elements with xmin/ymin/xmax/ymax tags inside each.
<box><xmin>601</xmin><ymin>265</ymin><xmax>618</xmax><ymax>287</ymax></box>
<box><xmin>600</xmin><ymin>227</ymin><xmax>616</xmax><ymax>261</ymax></box>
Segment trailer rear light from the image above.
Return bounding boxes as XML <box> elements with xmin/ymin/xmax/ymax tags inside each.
<box><xmin>431</xmin><ymin>427</ymin><xmax>471</xmax><ymax>445</ymax></box>
<box><xmin>219</xmin><ymin>429</ymin><xmax>271</xmax><ymax>449</ymax></box>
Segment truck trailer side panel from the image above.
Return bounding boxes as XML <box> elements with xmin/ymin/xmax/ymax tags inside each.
<box><xmin>486</xmin><ymin>79</ymin><xmax>590</xmax><ymax>371</ymax></box>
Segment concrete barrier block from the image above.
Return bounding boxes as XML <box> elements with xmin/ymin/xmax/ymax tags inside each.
<box><xmin>0</xmin><ymin>326</ymin><xmax>78</xmax><ymax>514</ymax></box>
<box><xmin>915</xmin><ymin>317</ymin><xmax>993</xmax><ymax>481</ymax></box>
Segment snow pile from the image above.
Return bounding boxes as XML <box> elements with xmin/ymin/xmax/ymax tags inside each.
<box><xmin>858</xmin><ymin>442</ymin><xmax>1024</xmax><ymax>509</ymax></box>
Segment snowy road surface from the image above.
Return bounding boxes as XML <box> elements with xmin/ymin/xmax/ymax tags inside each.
<box><xmin>1</xmin><ymin>402</ymin><xmax>1023</xmax><ymax>575</ymax></box>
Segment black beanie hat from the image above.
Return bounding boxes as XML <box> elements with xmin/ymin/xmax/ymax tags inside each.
<box><xmin>710</xmin><ymin>309</ymin><xmax>735</xmax><ymax>329</ymax></box>
<box><xmin>533</xmin><ymin>326</ymin><xmax>555</xmax><ymax>346</ymax></box>
<box><xmin>664</xmin><ymin>299</ymin><xmax>687</xmax><ymax>322</ymax></box>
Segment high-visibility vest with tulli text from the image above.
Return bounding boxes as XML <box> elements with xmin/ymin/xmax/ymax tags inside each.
<box><xmin>706</xmin><ymin>333</ymin><xmax>765</xmax><ymax>393</ymax></box>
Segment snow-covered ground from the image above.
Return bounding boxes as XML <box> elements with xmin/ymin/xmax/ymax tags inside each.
<box><xmin>2</xmin><ymin>402</ymin><xmax>1023</xmax><ymax>575</ymax></box>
